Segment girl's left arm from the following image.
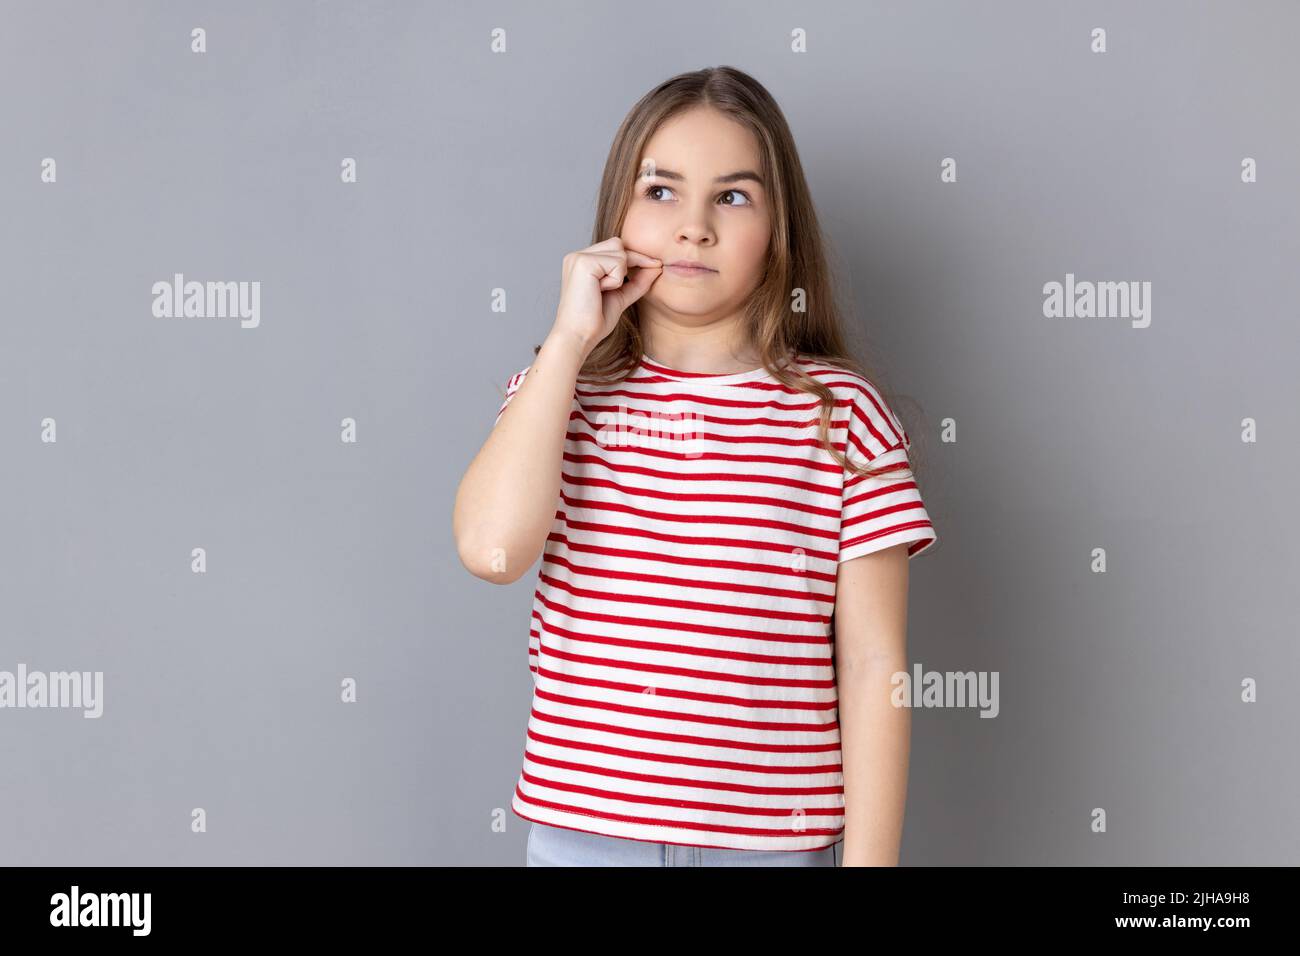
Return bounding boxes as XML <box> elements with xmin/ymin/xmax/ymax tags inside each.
<box><xmin>832</xmin><ymin>542</ymin><xmax>912</xmax><ymax>866</ymax></box>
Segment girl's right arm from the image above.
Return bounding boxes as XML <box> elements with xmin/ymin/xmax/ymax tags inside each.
<box><xmin>452</xmin><ymin>238</ymin><xmax>661</xmax><ymax>584</ymax></box>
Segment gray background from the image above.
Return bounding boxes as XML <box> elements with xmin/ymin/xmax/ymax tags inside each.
<box><xmin>1</xmin><ymin>0</ymin><xmax>1296</xmax><ymax>865</ymax></box>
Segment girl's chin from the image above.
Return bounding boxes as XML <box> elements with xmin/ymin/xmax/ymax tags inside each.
<box><xmin>648</xmin><ymin>289</ymin><xmax>724</xmax><ymax>308</ymax></box>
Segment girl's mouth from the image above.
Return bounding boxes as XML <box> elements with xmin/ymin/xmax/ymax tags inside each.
<box><xmin>666</xmin><ymin>263</ymin><xmax>718</xmax><ymax>277</ymax></box>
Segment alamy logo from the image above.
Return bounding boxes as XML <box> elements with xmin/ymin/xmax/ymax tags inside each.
<box><xmin>1043</xmin><ymin>272</ymin><xmax>1150</xmax><ymax>328</ymax></box>
<box><xmin>595</xmin><ymin>405</ymin><xmax>706</xmax><ymax>458</ymax></box>
<box><xmin>891</xmin><ymin>662</ymin><xmax>1000</xmax><ymax>718</ymax></box>
<box><xmin>49</xmin><ymin>886</ymin><xmax>151</xmax><ymax>936</ymax></box>
<box><xmin>152</xmin><ymin>272</ymin><xmax>260</xmax><ymax>328</ymax></box>
<box><xmin>0</xmin><ymin>664</ymin><xmax>103</xmax><ymax>718</ymax></box>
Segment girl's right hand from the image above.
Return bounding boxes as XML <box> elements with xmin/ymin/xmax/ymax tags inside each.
<box><xmin>553</xmin><ymin>237</ymin><xmax>662</xmax><ymax>355</ymax></box>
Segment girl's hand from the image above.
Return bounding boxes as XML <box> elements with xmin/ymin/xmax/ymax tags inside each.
<box><xmin>552</xmin><ymin>237</ymin><xmax>662</xmax><ymax>356</ymax></box>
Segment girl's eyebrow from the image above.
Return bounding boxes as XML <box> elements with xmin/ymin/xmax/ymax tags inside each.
<box><xmin>646</xmin><ymin>167</ymin><xmax>765</xmax><ymax>187</ymax></box>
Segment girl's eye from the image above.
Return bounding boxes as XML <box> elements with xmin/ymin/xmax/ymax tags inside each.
<box><xmin>644</xmin><ymin>184</ymin><xmax>753</xmax><ymax>207</ymax></box>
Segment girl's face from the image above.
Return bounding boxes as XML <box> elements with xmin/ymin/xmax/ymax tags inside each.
<box><xmin>620</xmin><ymin>106</ymin><xmax>771</xmax><ymax>327</ymax></box>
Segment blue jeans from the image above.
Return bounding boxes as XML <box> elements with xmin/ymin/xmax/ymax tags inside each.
<box><xmin>525</xmin><ymin>821</ymin><xmax>839</xmax><ymax>867</ymax></box>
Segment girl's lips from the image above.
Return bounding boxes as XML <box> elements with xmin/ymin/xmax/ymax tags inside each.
<box><xmin>666</xmin><ymin>263</ymin><xmax>717</xmax><ymax>276</ymax></box>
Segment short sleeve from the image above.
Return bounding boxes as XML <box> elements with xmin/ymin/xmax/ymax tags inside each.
<box><xmin>493</xmin><ymin>365</ymin><xmax>531</xmax><ymax>426</ymax></box>
<box><xmin>837</xmin><ymin>385</ymin><xmax>937</xmax><ymax>564</ymax></box>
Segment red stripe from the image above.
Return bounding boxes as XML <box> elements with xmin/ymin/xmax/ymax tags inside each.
<box><xmin>528</xmin><ymin>612</ymin><xmax>834</xmax><ymax>668</ymax></box>
<box><xmin>520</xmin><ymin>762</ymin><xmax>842</xmax><ymax>804</ymax></box>
<box><xmin>558</xmin><ymin>490</ymin><xmax>841</xmax><ymax>540</ymax></box>
<box><xmin>515</xmin><ymin>787</ymin><xmax>844</xmax><ymax>839</ymax></box>
<box><xmin>532</xmin><ymin>591</ymin><xmax>832</xmax><ymax>646</ymax></box>
<box><xmin>533</xmin><ymin>653</ymin><xmax>835</xmax><ymax>701</ymax></box>
<box><xmin>553</xmin><ymin>518</ymin><xmax>840</xmax><ymax>563</ymax></box>
<box><xmin>526</xmin><ymin>711</ymin><xmax>841</xmax><ymax>756</ymax></box>
<box><xmin>530</xmin><ymin>686</ymin><xmax>838</xmax><ymax>733</ymax></box>
<box><xmin>536</xmin><ymin>571</ymin><xmax>831</xmax><ymax>625</ymax></box>
<box><xmin>542</xmin><ymin>551</ymin><xmax>835</xmax><ymax>606</ymax></box>
<box><xmin>841</xmin><ymin>520</ymin><xmax>936</xmax><ymax>553</ymax></box>
<box><xmin>562</xmin><ymin>449</ymin><xmax>842</xmax><ymax>494</ymax></box>
<box><xmin>543</xmin><ymin>529</ymin><xmax>840</xmax><ymax>583</ymax></box>
<box><xmin>562</xmin><ymin>471</ymin><xmax>840</xmax><ymax>519</ymax></box>
<box><xmin>565</xmin><ymin>427</ymin><xmax>848</xmax><ymax>473</ymax></box>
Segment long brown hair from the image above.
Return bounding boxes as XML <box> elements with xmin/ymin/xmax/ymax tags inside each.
<box><xmin>536</xmin><ymin>65</ymin><xmax>927</xmax><ymax>483</ymax></box>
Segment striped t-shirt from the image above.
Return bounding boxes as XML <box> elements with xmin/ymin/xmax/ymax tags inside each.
<box><xmin>492</xmin><ymin>350</ymin><xmax>937</xmax><ymax>851</ymax></box>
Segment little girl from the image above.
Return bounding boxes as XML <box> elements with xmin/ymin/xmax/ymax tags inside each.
<box><xmin>453</xmin><ymin>66</ymin><xmax>937</xmax><ymax>867</ymax></box>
